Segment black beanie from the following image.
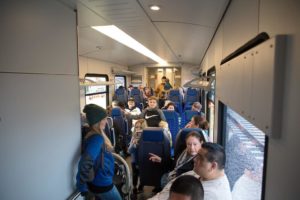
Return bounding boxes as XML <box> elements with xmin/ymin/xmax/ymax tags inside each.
<box><xmin>83</xmin><ymin>104</ymin><xmax>107</xmax><ymax>126</ymax></box>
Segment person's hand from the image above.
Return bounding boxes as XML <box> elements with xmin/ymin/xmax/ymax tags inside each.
<box><xmin>149</xmin><ymin>153</ymin><xmax>162</xmax><ymax>163</ymax></box>
<box><xmin>185</xmin><ymin>122</ymin><xmax>192</xmax><ymax>128</ymax></box>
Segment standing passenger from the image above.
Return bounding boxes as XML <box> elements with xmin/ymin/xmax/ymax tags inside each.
<box><xmin>76</xmin><ymin>104</ymin><xmax>122</xmax><ymax>200</ymax></box>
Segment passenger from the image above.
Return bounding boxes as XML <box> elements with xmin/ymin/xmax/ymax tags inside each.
<box><xmin>164</xmin><ymin>78</ymin><xmax>173</xmax><ymax>91</ymax></box>
<box><xmin>200</xmin><ymin>120</ymin><xmax>209</xmax><ymax>131</ymax></box>
<box><xmin>127</xmin><ymin>119</ymin><xmax>147</xmax><ymax>194</ymax></box>
<box><xmin>76</xmin><ymin>104</ymin><xmax>122</xmax><ymax>200</ymax></box>
<box><xmin>191</xmin><ymin>102</ymin><xmax>202</xmax><ymax>113</ymax></box>
<box><xmin>164</xmin><ymin>102</ymin><xmax>176</xmax><ymax>111</ymax></box>
<box><xmin>155</xmin><ymin>76</ymin><xmax>167</xmax><ymax>98</ymax></box>
<box><xmin>155</xmin><ymin>76</ymin><xmax>167</xmax><ymax>108</ymax></box>
<box><xmin>125</xmin><ymin>97</ymin><xmax>141</xmax><ymax>115</ymax></box>
<box><xmin>169</xmin><ymin>175</ymin><xmax>204</xmax><ymax>200</ymax></box>
<box><xmin>149</xmin><ymin>142</ymin><xmax>232</xmax><ymax>200</ymax></box>
<box><xmin>127</xmin><ymin>96</ymin><xmax>166</xmax><ymax>127</ymax></box>
<box><xmin>158</xmin><ymin>120</ymin><xmax>173</xmax><ymax>147</ymax></box>
<box><xmin>184</xmin><ymin>115</ymin><xmax>204</xmax><ymax>128</ymax></box>
<box><xmin>149</xmin><ymin>131</ymin><xmax>205</xmax><ymax>188</ymax></box>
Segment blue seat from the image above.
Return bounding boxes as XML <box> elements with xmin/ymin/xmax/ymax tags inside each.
<box><xmin>162</xmin><ymin>110</ymin><xmax>179</xmax><ymax>147</ymax></box>
<box><xmin>104</xmin><ymin>117</ymin><xmax>116</xmax><ymax>147</ymax></box>
<box><xmin>138</xmin><ymin>127</ymin><xmax>171</xmax><ymax>187</ymax></box>
<box><xmin>173</xmin><ymin>128</ymin><xmax>207</xmax><ymax>160</ymax></box>
<box><xmin>111</xmin><ymin>108</ymin><xmax>129</xmax><ymax>153</ymax></box>
<box><xmin>184</xmin><ymin>88</ymin><xmax>199</xmax><ymax>110</ymax></box>
<box><xmin>129</xmin><ymin>87</ymin><xmax>143</xmax><ymax>110</ymax></box>
<box><xmin>167</xmin><ymin>89</ymin><xmax>183</xmax><ymax>114</ymax></box>
<box><xmin>181</xmin><ymin>110</ymin><xmax>200</xmax><ymax>128</ymax></box>
<box><xmin>113</xmin><ymin>87</ymin><xmax>128</xmax><ymax>104</ymax></box>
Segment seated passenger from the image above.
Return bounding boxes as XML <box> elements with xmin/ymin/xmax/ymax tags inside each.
<box><xmin>149</xmin><ymin>131</ymin><xmax>205</xmax><ymax>188</ymax></box>
<box><xmin>127</xmin><ymin>119</ymin><xmax>147</xmax><ymax>194</ymax></box>
<box><xmin>191</xmin><ymin>102</ymin><xmax>205</xmax><ymax>117</ymax></box>
<box><xmin>184</xmin><ymin>115</ymin><xmax>204</xmax><ymax>128</ymax></box>
<box><xmin>125</xmin><ymin>97</ymin><xmax>141</xmax><ymax>115</ymax></box>
<box><xmin>158</xmin><ymin>120</ymin><xmax>173</xmax><ymax>147</ymax></box>
<box><xmin>127</xmin><ymin>96</ymin><xmax>166</xmax><ymax>127</ymax></box>
<box><xmin>149</xmin><ymin>142</ymin><xmax>232</xmax><ymax>200</ymax></box>
<box><xmin>169</xmin><ymin>175</ymin><xmax>204</xmax><ymax>200</ymax></box>
<box><xmin>163</xmin><ymin>102</ymin><xmax>176</xmax><ymax>111</ymax></box>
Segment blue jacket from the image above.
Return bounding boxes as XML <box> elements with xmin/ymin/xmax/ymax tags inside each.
<box><xmin>76</xmin><ymin>134</ymin><xmax>115</xmax><ymax>192</ymax></box>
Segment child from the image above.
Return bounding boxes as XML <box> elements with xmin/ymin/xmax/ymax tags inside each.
<box><xmin>128</xmin><ymin>119</ymin><xmax>147</xmax><ymax>194</ymax></box>
<box><xmin>127</xmin><ymin>96</ymin><xmax>166</xmax><ymax>127</ymax></box>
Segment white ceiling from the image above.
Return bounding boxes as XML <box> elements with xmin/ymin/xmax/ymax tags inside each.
<box><xmin>69</xmin><ymin>0</ymin><xmax>229</xmax><ymax>66</ymax></box>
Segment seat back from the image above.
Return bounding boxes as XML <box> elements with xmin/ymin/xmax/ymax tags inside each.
<box><xmin>162</xmin><ymin>110</ymin><xmax>179</xmax><ymax>146</ymax></box>
<box><xmin>181</xmin><ymin>110</ymin><xmax>200</xmax><ymax>128</ymax></box>
<box><xmin>174</xmin><ymin>128</ymin><xmax>206</xmax><ymax>160</ymax></box>
<box><xmin>184</xmin><ymin>88</ymin><xmax>199</xmax><ymax>110</ymax></box>
<box><xmin>111</xmin><ymin>108</ymin><xmax>129</xmax><ymax>153</ymax></box>
<box><xmin>113</xmin><ymin>87</ymin><xmax>128</xmax><ymax>104</ymax></box>
<box><xmin>138</xmin><ymin>127</ymin><xmax>171</xmax><ymax>187</ymax></box>
<box><xmin>167</xmin><ymin>89</ymin><xmax>183</xmax><ymax>114</ymax></box>
<box><xmin>129</xmin><ymin>88</ymin><xmax>143</xmax><ymax>110</ymax></box>
<box><xmin>104</xmin><ymin>117</ymin><xmax>115</xmax><ymax>147</ymax></box>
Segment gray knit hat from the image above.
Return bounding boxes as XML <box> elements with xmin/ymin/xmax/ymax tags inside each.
<box><xmin>83</xmin><ymin>104</ymin><xmax>107</xmax><ymax>126</ymax></box>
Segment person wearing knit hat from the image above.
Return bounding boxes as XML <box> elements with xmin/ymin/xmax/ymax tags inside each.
<box><xmin>76</xmin><ymin>104</ymin><xmax>122</xmax><ymax>200</ymax></box>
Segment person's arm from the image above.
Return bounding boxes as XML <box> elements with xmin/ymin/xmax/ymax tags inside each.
<box><xmin>158</xmin><ymin>109</ymin><xmax>166</xmax><ymax>121</ymax></box>
<box><xmin>76</xmin><ymin>135</ymin><xmax>102</xmax><ymax>191</ymax></box>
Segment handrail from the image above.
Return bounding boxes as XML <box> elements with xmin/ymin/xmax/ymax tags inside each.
<box><xmin>66</xmin><ymin>190</ymin><xmax>81</xmax><ymax>200</ymax></box>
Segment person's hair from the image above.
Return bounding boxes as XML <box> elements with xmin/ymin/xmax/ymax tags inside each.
<box><xmin>135</xmin><ymin>119</ymin><xmax>148</xmax><ymax>129</ymax></box>
<box><xmin>192</xmin><ymin>102</ymin><xmax>202</xmax><ymax>111</ymax></box>
<box><xmin>117</xmin><ymin>101</ymin><xmax>126</xmax><ymax>109</ymax></box>
<box><xmin>200</xmin><ymin>120</ymin><xmax>209</xmax><ymax>130</ymax></box>
<box><xmin>162</xmin><ymin>76</ymin><xmax>167</xmax><ymax>79</ymax></box>
<box><xmin>186</xmin><ymin>131</ymin><xmax>205</xmax><ymax>143</ymax></box>
<box><xmin>148</xmin><ymin>96</ymin><xmax>158</xmax><ymax>101</ymax></box>
<box><xmin>170</xmin><ymin>175</ymin><xmax>204</xmax><ymax>200</ymax></box>
<box><xmin>165</xmin><ymin>102</ymin><xmax>175</xmax><ymax>109</ymax></box>
<box><xmin>89</xmin><ymin>122</ymin><xmax>114</xmax><ymax>152</ymax></box>
<box><xmin>201</xmin><ymin>142</ymin><xmax>226</xmax><ymax>170</ymax></box>
<box><xmin>192</xmin><ymin>115</ymin><xmax>202</xmax><ymax>127</ymax></box>
<box><xmin>159</xmin><ymin>120</ymin><xmax>168</xmax><ymax>129</ymax></box>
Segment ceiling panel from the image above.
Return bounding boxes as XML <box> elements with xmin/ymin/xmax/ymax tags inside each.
<box><xmin>75</xmin><ymin>0</ymin><xmax>229</xmax><ymax>66</ymax></box>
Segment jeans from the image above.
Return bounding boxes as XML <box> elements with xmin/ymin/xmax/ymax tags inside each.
<box><xmin>94</xmin><ymin>185</ymin><xmax>122</xmax><ymax>200</ymax></box>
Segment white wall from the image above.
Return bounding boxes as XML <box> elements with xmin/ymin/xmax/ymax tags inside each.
<box><xmin>0</xmin><ymin>1</ymin><xmax>80</xmax><ymax>199</ymax></box>
<box><xmin>79</xmin><ymin>56</ymin><xmax>129</xmax><ymax>109</ymax></box>
<box><xmin>201</xmin><ymin>0</ymin><xmax>300</xmax><ymax>199</ymax></box>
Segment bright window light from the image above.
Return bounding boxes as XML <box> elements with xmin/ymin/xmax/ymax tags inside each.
<box><xmin>91</xmin><ymin>25</ymin><xmax>168</xmax><ymax>65</ymax></box>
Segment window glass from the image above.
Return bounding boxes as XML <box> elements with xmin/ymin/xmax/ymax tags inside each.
<box><xmin>224</xmin><ymin>107</ymin><xmax>266</xmax><ymax>200</ymax></box>
<box><xmin>115</xmin><ymin>75</ymin><xmax>126</xmax><ymax>90</ymax></box>
<box><xmin>84</xmin><ymin>74</ymin><xmax>108</xmax><ymax>108</ymax></box>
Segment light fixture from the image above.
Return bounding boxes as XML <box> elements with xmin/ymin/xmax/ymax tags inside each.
<box><xmin>91</xmin><ymin>25</ymin><xmax>167</xmax><ymax>65</ymax></box>
<box><xmin>183</xmin><ymin>76</ymin><xmax>215</xmax><ymax>91</ymax></box>
<box><xmin>150</xmin><ymin>5</ymin><xmax>160</xmax><ymax>11</ymax></box>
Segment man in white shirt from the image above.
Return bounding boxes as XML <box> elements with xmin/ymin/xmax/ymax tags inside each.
<box><xmin>148</xmin><ymin>142</ymin><xmax>232</xmax><ymax>200</ymax></box>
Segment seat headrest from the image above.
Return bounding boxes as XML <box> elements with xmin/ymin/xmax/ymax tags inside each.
<box><xmin>111</xmin><ymin>107</ymin><xmax>122</xmax><ymax>117</ymax></box>
<box><xmin>162</xmin><ymin>110</ymin><xmax>178</xmax><ymax>118</ymax></box>
<box><xmin>142</xmin><ymin>127</ymin><xmax>164</xmax><ymax>142</ymax></box>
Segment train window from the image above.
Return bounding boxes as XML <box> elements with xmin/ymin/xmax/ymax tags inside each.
<box><xmin>223</xmin><ymin>106</ymin><xmax>267</xmax><ymax>200</ymax></box>
<box><xmin>115</xmin><ymin>75</ymin><xmax>126</xmax><ymax>90</ymax></box>
<box><xmin>84</xmin><ymin>74</ymin><xmax>109</xmax><ymax>108</ymax></box>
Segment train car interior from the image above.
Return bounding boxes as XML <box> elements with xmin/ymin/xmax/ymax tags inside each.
<box><xmin>0</xmin><ymin>0</ymin><xmax>300</xmax><ymax>200</ymax></box>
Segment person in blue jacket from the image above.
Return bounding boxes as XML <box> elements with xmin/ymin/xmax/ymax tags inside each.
<box><xmin>76</xmin><ymin>104</ymin><xmax>122</xmax><ymax>200</ymax></box>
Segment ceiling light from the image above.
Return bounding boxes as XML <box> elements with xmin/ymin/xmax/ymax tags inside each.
<box><xmin>92</xmin><ymin>25</ymin><xmax>167</xmax><ymax>65</ymax></box>
<box><xmin>150</xmin><ymin>5</ymin><xmax>160</xmax><ymax>11</ymax></box>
